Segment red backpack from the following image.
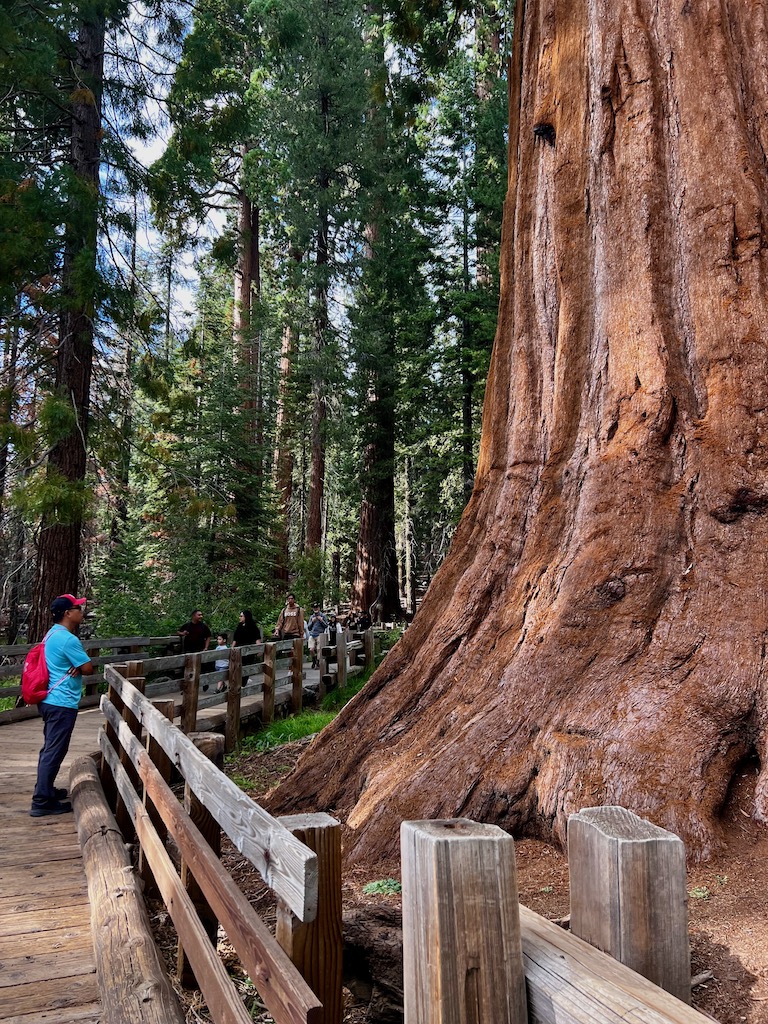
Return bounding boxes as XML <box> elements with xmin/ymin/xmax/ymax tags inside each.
<box><xmin>21</xmin><ymin>630</ymin><xmax>67</xmax><ymax>705</ymax></box>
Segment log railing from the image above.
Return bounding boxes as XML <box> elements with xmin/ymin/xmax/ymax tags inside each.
<box><xmin>77</xmin><ymin>661</ymin><xmax>344</xmax><ymax>1024</ymax></box>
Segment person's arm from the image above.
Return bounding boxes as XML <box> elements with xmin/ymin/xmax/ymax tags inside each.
<box><xmin>77</xmin><ymin>660</ymin><xmax>94</xmax><ymax>676</ymax></box>
<box><xmin>203</xmin><ymin>626</ymin><xmax>211</xmax><ymax>651</ymax></box>
<box><xmin>177</xmin><ymin>623</ymin><xmax>189</xmax><ymax>638</ymax></box>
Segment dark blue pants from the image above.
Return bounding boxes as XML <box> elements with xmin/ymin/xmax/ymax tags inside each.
<box><xmin>32</xmin><ymin>703</ymin><xmax>77</xmax><ymax>807</ymax></box>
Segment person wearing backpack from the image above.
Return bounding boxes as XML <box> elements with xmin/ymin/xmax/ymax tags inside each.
<box><xmin>30</xmin><ymin>594</ymin><xmax>93</xmax><ymax>817</ymax></box>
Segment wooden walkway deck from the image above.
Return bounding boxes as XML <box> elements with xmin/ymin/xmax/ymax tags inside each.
<box><xmin>0</xmin><ymin>660</ymin><xmax>325</xmax><ymax>1023</ymax></box>
<box><xmin>1</xmin><ymin>707</ymin><xmax>104</xmax><ymax>1024</ymax></box>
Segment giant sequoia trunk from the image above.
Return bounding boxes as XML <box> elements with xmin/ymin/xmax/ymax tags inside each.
<box><xmin>267</xmin><ymin>0</ymin><xmax>768</xmax><ymax>864</ymax></box>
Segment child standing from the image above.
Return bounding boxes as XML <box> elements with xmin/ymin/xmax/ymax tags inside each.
<box><xmin>214</xmin><ymin>633</ymin><xmax>229</xmax><ymax>692</ymax></box>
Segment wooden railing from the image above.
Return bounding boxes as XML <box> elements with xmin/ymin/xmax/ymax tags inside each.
<box><xmin>74</xmin><ymin>661</ymin><xmax>343</xmax><ymax>1024</ymax></box>
<box><xmin>2</xmin><ymin>629</ymin><xmax>377</xmax><ymax>745</ymax></box>
<box><xmin>0</xmin><ymin>634</ymin><xmax>179</xmax><ymax>724</ymax></box>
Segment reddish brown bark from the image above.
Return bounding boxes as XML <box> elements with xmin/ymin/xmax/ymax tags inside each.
<box><xmin>267</xmin><ymin>0</ymin><xmax>768</xmax><ymax>863</ymax></box>
<box><xmin>29</xmin><ymin>14</ymin><xmax>104</xmax><ymax>641</ymax></box>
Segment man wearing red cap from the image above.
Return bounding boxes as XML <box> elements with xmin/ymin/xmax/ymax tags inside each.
<box><xmin>30</xmin><ymin>594</ymin><xmax>93</xmax><ymax>817</ymax></box>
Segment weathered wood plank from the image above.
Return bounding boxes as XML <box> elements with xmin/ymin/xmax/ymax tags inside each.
<box><xmin>0</xmin><ymin>975</ymin><xmax>99</xmax><ymax>1019</ymax></box>
<box><xmin>100</xmin><ymin>679</ymin><xmax>318</xmax><ymax>920</ymax></box>
<box><xmin>100</xmin><ymin>725</ymin><xmax>322</xmax><ymax>1024</ymax></box>
<box><xmin>401</xmin><ymin>819</ymin><xmax>527</xmax><ymax>1024</ymax></box>
<box><xmin>568</xmin><ymin>806</ymin><xmax>690</xmax><ymax>1003</ymax></box>
<box><xmin>1</xmin><ymin>1004</ymin><xmax>102</xmax><ymax>1024</ymax></box>
<box><xmin>178</xmin><ymin>732</ymin><xmax>225</xmax><ymax>988</ymax></box>
<box><xmin>519</xmin><ymin>905</ymin><xmax>712</xmax><ymax>1024</ymax></box>
<box><xmin>0</xmin><ymin>948</ymin><xmax>97</xmax><ymax>989</ymax></box>
<box><xmin>0</xmin><ymin>925</ymin><xmax>92</xmax><ymax>959</ymax></box>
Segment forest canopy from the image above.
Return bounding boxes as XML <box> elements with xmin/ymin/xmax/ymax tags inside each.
<box><xmin>0</xmin><ymin>0</ymin><xmax>510</xmax><ymax>638</ymax></box>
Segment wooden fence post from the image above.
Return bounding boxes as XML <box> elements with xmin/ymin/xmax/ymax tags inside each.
<box><xmin>401</xmin><ymin>819</ymin><xmax>528</xmax><ymax>1024</ymax></box>
<box><xmin>363</xmin><ymin>628</ymin><xmax>374</xmax><ymax>671</ymax></box>
<box><xmin>276</xmin><ymin>813</ymin><xmax>343</xmax><ymax>1024</ymax></box>
<box><xmin>225</xmin><ymin>647</ymin><xmax>242</xmax><ymax>753</ymax></box>
<box><xmin>177</xmin><ymin>732</ymin><xmax>226</xmax><ymax>989</ymax></box>
<box><xmin>180</xmin><ymin>653</ymin><xmax>201</xmax><ymax>733</ymax></box>
<box><xmin>317</xmin><ymin>633</ymin><xmax>329</xmax><ymax>701</ymax></box>
<box><xmin>335</xmin><ymin>632</ymin><xmax>347</xmax><ymax>690</ymax></box>
<box><xmin>568</xmin><ymin>805</ymin><xmax>691</xmax><ymax>1003</ymax></box>
<box><xmin>140</xmin><ymin>698</ymin><xmax>175</xmax><ymax>896</ymax></box>
<box><xmin>262</xmin><ymin>642</ymin><xmax>276</xmax><ymax>725</ymax></box>
<box><xmin>291</xmin><ymin>637</ymin><xmax>304</xmax><ymax>714</ymax></box>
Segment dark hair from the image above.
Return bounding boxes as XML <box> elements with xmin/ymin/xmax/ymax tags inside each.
<box><xmin>286</xmin><ymin>593</ymin><xmax>295</xmax><ymax>601</ymax></box>
<box><xmin>191</xmin><ymin>608</ymin><xmax>203</xmax><ymax>616</ymax></box>
<box><xmin>241</xmin><ymin>609</ymin><xmax>255</xmax><ymax>625</ymax></box>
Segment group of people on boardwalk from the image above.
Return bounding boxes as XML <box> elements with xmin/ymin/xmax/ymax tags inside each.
<box><xmin>29</xmin><ymin>591</ymin><xmax>374</xmax><ymax>819</ymax></box>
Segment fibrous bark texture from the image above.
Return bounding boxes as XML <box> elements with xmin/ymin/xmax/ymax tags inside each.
<box><xmin>267</xmin><ymin>0</ymin><xmax>768</xmax><ymax>863</ymax></box>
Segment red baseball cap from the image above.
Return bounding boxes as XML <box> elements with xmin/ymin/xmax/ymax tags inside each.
<box><xmin>51</xmin><ymin>594</ymin><xmax>87</xmax><ymax>615</ymax></box>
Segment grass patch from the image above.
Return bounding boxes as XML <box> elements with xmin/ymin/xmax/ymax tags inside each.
<box><xmin>362</xmin><ymin>878</ymin><xmax>402</xmax><ymax>896</ymax></box>
<box><xmin>0</xmin><ymin>677</ymin><xmax>19</xmax><ymax>712</ymax></box>
<box><xmin>240</xmin><ymin>710</ymin><xmax>337</xmax><ymax>753</ymax></box>
<box><xmin>234</xmin><ymin>663</ymin><xmax>376</xmax><ymax>757</ymax></box>
<box><xmin>320</xmin><ymin>665</ymin><xmax>374</xmax><ymax>711</ymax></box>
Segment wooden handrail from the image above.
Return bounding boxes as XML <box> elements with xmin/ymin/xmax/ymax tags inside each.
<box><xmin>103</xmin><ymin>665</ymin><xmax>318</xmax><ymax>922</ymax></box>
<box><xmin>98</xmin><ymin>707</ymin><xmax>322</xmax><ymax>1023</ymax></box>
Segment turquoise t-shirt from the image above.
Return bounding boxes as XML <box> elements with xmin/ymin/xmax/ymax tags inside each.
<box><xmin>42</xmin><ymin>624</ymin><xmax>91</xmax><ymax>709</ymax></box>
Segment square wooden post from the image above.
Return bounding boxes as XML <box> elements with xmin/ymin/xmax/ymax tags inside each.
<box><xmin>262</xmin><ymin>642</ymin><xmax>276</xmax><ymax>725</ymax></box>
<box><xmin>291</xmin><ymin>637</ymin><xmax>304</xmax><ymax>713</ymax></box>
<box><xmin>335</xmin><ymin>632</ymin><xmax>347</xmax><ymax>689</ymax></box>
<box><xmin>568</xmin><ymin>805</ymin><xmax>691</xmax><ymax>1003</ymax></box>
<box><xmin>276</xmin><ymin>813</ymin><xmax>343</xmax><ymax>1024</ymax></box>
<box><xmin>401</xmin><ymin>819</ymin><xmax>527</xmax><ymax>1024</ymax></box>
<box><xmin>363</xmin><ymin>628</ymin><xmax>374</xmax><ymax>670</ymax></box>
<box><xmin>225</xmin><ymin>646</ymin><xmax>242</xmax><ymax>753</ymax></box>
<box><xmin>180</xmin><ymin>653</ymin><xmax>201</xmax><ymax>733</ymax></box>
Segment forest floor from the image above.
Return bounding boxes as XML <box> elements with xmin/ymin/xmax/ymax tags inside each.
<box><xmin>156</xmin><ymin>739</ymin><xmax>768</xmax><ymax>1023</ymax></box>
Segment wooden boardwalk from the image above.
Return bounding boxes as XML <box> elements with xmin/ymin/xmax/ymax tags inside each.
<box><xmin>1</xmin><ymin>707</ymin><xmax>104</xmax><ymax>1024</ymax></box>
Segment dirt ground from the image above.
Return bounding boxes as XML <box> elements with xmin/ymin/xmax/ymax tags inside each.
<box><xmin>156</xmin><ymin>741</ymin><xmax>768</xmax><ymax>1023</ymax></box>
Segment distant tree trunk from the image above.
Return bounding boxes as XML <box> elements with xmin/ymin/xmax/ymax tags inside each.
<box><xmin>29</xmin><ymin>12</ymin><xmax>105</xmax><ymax>641</ymax></box>
<box><xmin>0</xmin><ymin>307</ymin><xmax>20</xmax><ymax>516</ymax></box>
<box><xmin>352</xmin><ymin>214</ymin><xmax>400</xmax><ymax>621</ymax></box>
<box><xmin>307</xmin><ymin>198</ymin><xmax>329</xmax><ymax>551</ymax></box>
<box><xmin>267</xmin><ymin>0</ymin><xmax>768</xmax><ymax>865</ymax></box>
<box><xmin>273</xmin><ymin>322</ymin><xmax>296</xmax><ymax>581</ymax></box>
<box><xmin>232</xmin><ymin>185</ymin><xmax>262</xmax><ymax>532</ymax></box>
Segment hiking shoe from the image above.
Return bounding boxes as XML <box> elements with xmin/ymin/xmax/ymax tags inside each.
<box><xmin>30</xmin><ymin>801</ymin><xmax>72</xmax><ymax>817</ymax></box>
<box><xmin>54</xmin><ymin>787</ymin><xmax>68</xmax><ymax>800</ymax></box>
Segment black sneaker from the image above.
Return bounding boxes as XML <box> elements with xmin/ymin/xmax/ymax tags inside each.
<box><xmin>54</xmin><ymin>787</ymin><xmax>68</xmax><ymax>800</ymax></box>
<box><xmin>30</xmin><ymin>801</ymin><xmax>73</xmax><ymax>817</ymax></box>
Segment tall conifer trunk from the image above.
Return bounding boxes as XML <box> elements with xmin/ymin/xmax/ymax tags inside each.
<box><xmin>268</xmin><ymin>0</ymin><xmax>768</xmax><ymax>864</ymax></box>
<box><xmin>232</xmin><ymin>186</ymin><xmax>263</xmax><ymax>531</ymax></box>
<box><xmin>29</xmin><ymin>12</ymin><xmax>105</xmax><ymax>640</ymax></box>
<box><xmin>307</xmin><ymin>196</ymin><xmax>329</xmax><ymax>551</ymax></box>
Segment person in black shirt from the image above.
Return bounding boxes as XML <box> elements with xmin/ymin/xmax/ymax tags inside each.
<box><xmin>232</xmin><ymin>609</ymin><xmax>260</xmax><ymax>648</ymax></box>
<box><xmin>177</xmin><ymin>609</ymin><xmax>212</xmax><ymax>654</ymax></box>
